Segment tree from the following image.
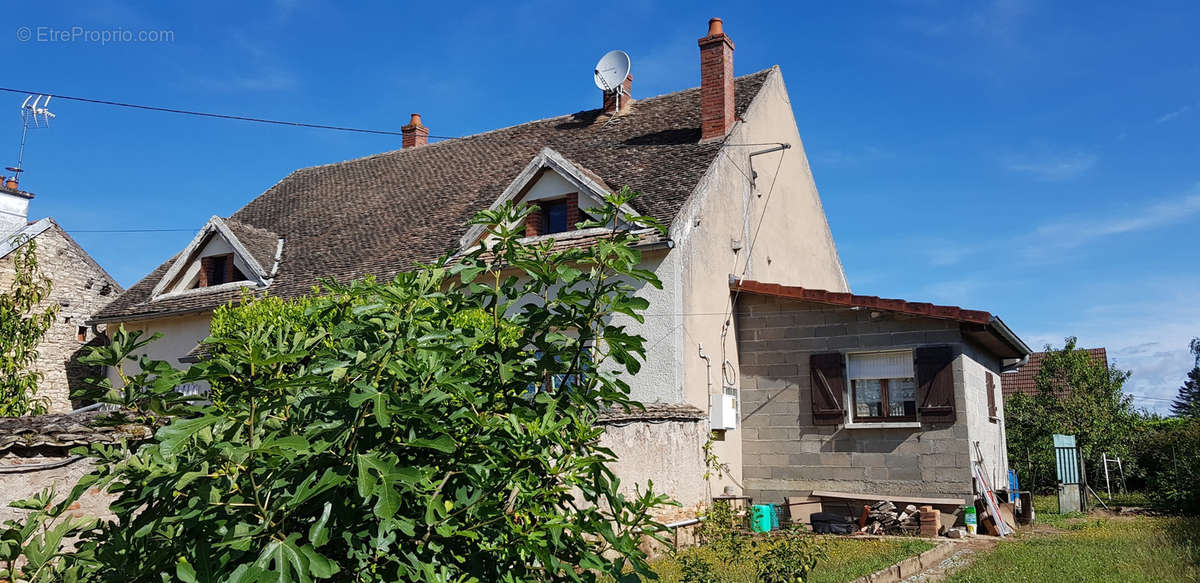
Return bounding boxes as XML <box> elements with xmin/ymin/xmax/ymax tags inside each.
<box><xmin>1170</xmin><ymin>338</ymin><xmax>1200</xmax><ymax>418</ymax></box>
<box><xmin>1005</xmin><ymin>337</ymin><xmax>1137</xmax><ymax>491</ymax></box>
<box><xmin>0</xmin><ymin>235</ymin><xmax>57</xmax><ymax>417</ymax></box>
<box><xmin>2</xmin><ymin>188</ymin><xmax>675</xmax><ymax>582</ymax></box>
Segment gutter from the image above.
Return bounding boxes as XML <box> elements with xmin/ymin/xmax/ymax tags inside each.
<box><xmin>988</xmin><ymin>316</ymin><xmax>1032</xmax><ymax>372</ymax></box>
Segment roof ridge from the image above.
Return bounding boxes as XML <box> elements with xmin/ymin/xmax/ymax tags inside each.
<box><xmin>282</xmin><ymin>68</ymin><xmax>777</xmax><ymax>175</ymax></box>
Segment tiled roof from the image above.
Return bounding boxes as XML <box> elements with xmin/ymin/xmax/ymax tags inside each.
<box><xmin>730</xmin><ymin>278</ymin><xmax>1032</xmax><ymax>360</ymax></box>
<box><xmin>224</xmin><ymin>218</ymin><xmax>281</xmax><ymax>276</ymax></box>
<box><xmin>93</xmin><ymin>70</ymin><xmax>774</xmax><ymax>323</ymax></box>
<box><xmin>731</xmin><ymin>279</ymin><xmax>994</xmax><ymax>324</ymax></box>
<box><xmin>0</xmin><ymin>410</ymin><xmax>151</xmax><ymax>454</ymax></box>
<box><xmin>1000</xmin><ymin>348</ymin><xmax>1108</xmax><ymax>397</ymax></box>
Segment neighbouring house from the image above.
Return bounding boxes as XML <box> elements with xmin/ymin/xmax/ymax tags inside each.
<box><xmin>1000</xmin><ymin>347</ymin><xmax>1108</xmax><ymax>398</ymax></box>
<box><xmin>732</xmin><ymin>280</ymin><xmax>1031</xmax><ymax>508</ymax></box>
<box><xmin>90</xmin><ymin>18</ymin><xmax>849</xmax><ymax>509</ymax></box>
<box><xmin>0</xmin><ymin>179</ymin><xmax>122</xmax><ymax>412</ymax></box>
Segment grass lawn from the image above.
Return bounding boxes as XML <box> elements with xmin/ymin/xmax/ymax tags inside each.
<box><xmin>944</xmin><ymin>516</ymin><xmax>1200</xmax><ymax>583</ymax></box>
<box><xmin>642</xmin><ymin>536</ymin><xmax>934</xmax><ymax>583</ymax></box>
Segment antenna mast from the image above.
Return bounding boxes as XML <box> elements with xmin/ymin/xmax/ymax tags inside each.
<box><xmin>6</xmin><ymin>94</ymin><xmax>55</xmax><ymax>189</ymax></box>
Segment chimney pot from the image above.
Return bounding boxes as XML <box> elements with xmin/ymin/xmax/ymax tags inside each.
<box><xmin>698</xmin><ymin>17</ymin><xmax>735</xmax><ymax>141</ymax></box>
<box><xmin>401</xmin><ymin>113</ymin><xmax>430</xmax><ymax>149</ymax></box>
<box><xmin>707</xmin><ymin>17</ymin><xmax>723</xmax><ymax>36</ymax></box>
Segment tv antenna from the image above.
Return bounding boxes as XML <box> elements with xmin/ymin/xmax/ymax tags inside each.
<box><xmin>594</xmin><ymin>50</ymin><xmax>631</xmax><ymax>113</ymax></box>
<box><xmin>6</xmin><ymin>95</ymin><xmax>55</xmax><ymax>187</ymax></box>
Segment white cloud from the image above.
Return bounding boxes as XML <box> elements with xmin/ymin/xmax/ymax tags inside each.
<box><xmin>1004</xmin><ymin>151</ymin><xmax>1097</xmax><ymax>181</ymax></box>
<box><xmin>1156</xmin><ymin>105</ymin><xmax>1193</xmax><ymax>124</ymax></box>
<box><xmin>1028</xmin><ymin>187</ymin><xmax>1200</xmax><ymax>252</ymax></box>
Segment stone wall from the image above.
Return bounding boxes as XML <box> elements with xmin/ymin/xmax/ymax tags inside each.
<box><xmin>735</xmin><ymin>293</ymin><xmax>1005</xmax><ymax>507</ymax></box>
<box><xmin>0</xmin><ymin>225</ymin><xmax>120</xmax><ymax>412</ymax></box>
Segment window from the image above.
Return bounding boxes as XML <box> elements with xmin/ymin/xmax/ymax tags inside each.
<box><xmin>76</xmin><ymin>325</ymin><xmax>88</xmax><ymax>342</ymax></box>
<box><xmin>848</xmin><ymin>351</ymin><xmax>917</xmax><ymax>422</ymax></box>
<box><xmin>197</xmin><ymin>254</ymin><xmax>246</xmax><ymax>288</ymax></box>
<box><xmin>541</xmin><ymin>199</ymin><xmax>569</xmax><ymax>234</ymax></box>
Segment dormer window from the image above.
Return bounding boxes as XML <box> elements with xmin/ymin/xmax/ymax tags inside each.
<box><xmin>524</xmin><ymin>193</ymin><xmax>579</xmax><ymax>238</ymax></box>
<box><xmin>542</xmin><ymin>199</ymin><xmax>570</xmax><ymax>234</ymax></box>
<box><xmin>198</xmin><ymin>254</ymin><xmax>247</xmax><ymax>288</ymax></box>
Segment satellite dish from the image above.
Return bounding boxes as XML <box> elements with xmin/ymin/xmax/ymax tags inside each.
<box><xmin>593</xmin><ymin>50</ymin><xmax>631</xmax><ymax>93</ymax></box>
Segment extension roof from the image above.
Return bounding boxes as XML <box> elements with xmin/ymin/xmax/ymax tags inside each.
<box><xmin>92</xmin><ymin>69</ymin><xmax>774</xmax><ymax>323</ymax></box>
<box><xmin>731</xmin><ymin>278</ymin><xmax>1032</xmax><ymax>361</ymax></box>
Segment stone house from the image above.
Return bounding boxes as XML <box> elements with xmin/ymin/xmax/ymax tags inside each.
<box><xmin>91</xmin><ymin>18</ymin><xmax>849</xmax><ymax>509</ymax></box>
<box><xmin>1</xmin><ymin>181</ymin><xmax>122</xmax><ymax>412</ymax></box>
<box><xmin>732</xmin><ymin>280</ymin><xmax>1031</xmax><ymax>507</ymax></box>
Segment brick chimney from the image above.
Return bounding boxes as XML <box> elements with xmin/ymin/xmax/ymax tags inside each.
<box><xmin>401</xmin><ymin>113</ymin><xmax>429</xmax><ymax>148</ymax></box>
<box><xmin>602</xmin><ymin>74</ymin><xmax>633</xmax><ymax>114</ymax></box>
<box><xmin>698</xmin><ymin>17</ymin><xmax>735</xmax><ymax>141</ymax></box>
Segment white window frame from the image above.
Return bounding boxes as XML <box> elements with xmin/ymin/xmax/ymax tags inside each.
<box><xmin>843</xmin><ymin>349</ymin><xmax>921</xmax><ymax>429</ymax></box>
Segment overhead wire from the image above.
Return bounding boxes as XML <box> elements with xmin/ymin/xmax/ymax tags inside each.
<box><xmin>0</xmin><ymin>86</ymin><xmax>459</xmax><ymax>139</ymax></box>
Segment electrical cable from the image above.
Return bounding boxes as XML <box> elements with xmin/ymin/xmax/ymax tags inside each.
<box><xmin>0</xmin><ymin>86</ymin><xmax>459</xmax><ymax>139</ymax></box>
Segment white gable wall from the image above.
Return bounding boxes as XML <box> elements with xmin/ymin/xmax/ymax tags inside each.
<box><xmin>671</xmin><ymin>66</ymin><xmax>851</xmax><ymax>496</ymax></box>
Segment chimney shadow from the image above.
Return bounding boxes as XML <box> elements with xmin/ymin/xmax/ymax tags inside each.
<box><xmin>553</xmin><ymin>110</ymin><xmax>604</xmax><ymax>131</ymax></box>
<box><xmin>622</xmin><ymin>128</ymin><xmax>702</xmax><ymax>146</ymax></box>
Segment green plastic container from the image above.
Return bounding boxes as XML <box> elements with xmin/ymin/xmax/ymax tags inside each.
<box><xmin>750</xmin><ymin>504</ymin><xmax>774</xmax><ymax>532</ymax></box>
<box><xmin>964</xmin><ymin>506</ymin><xmax>978</xmax><ymax>534</ymax></box>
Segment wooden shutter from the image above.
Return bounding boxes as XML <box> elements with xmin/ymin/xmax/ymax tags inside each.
<box><xmin>809</xmin><ymin>353</ymin><xmax>846</xmax><ymax>425</ymax></box>
<box><xmin>986</xmin><ymin>373</ymin><xmax>997</xmax><ymax>418</ymax></box>
<box><xmin>915</xmin><ymin>346</ymin><xmax>956</xmax><ymax>424</ymax></box>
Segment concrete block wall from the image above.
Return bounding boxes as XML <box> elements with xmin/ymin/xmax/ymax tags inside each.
<box><xmin>735</xmin><ymin>293</ymin><xmax>1002</xmax><ymax>507</ymax></box>
<box><xmin>0</xmin><ymin>226</ymin><xmax>120</xmax><ymax>412</ymax></box>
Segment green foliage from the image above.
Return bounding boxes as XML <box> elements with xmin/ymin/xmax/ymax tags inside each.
<box><xmin>943</xmin><ymin>516</ymin><xmax>1200</xmax><ymax>583</ymax></box>
<box><xmin>0</xmin><ymin>485</ymin><xmax>97</xmax><ymax>582</ymax></box>
<box><xmin>5</xmin><ymin>187</ymin><xmax>677</xmax><ymax>582</ymax></box>
<box><xmin>676</xmin><ymin>505</ymin><xmax>823</xmax><ymax>583</ymax></box>
<box><xmin>1004</xmin><ymin>337</ymin><xmax>1138</xmax><ymax>492</ymax></box>
<box><xmin>1131</xmin><ymin>416</ymin><xmax>1200</xmax><ymax>514</ymax></box>
<box><xmin>1170</xmin><ymin>338</ymin><xmax>1200</xmax><ymax>418</ymax></box>
<box><xmin>0</xmin><ymin>235</ymin><xmax>58</xmax><ymax>416</ymax></box>
<box><xmin>640</xmin><ymin>536</ymin><xmax>928</xmax><ymax>583</ymax></box>
<box><xmin>75</xmin><ymin>326</ymin><xmax>201</xmax><ymax>421</ymax></box>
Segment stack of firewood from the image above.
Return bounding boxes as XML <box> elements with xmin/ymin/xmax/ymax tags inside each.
<box><xmin>859</xmin><ymin>501</ymin><xmax>921</xmax><ymax>535</ymax></box>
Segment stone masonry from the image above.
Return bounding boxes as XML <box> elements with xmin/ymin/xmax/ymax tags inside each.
<box><xmin>0</xmin><ymin>224</ymin><xmax>121</xmax><ymax>412</ymax></box>
<box><xmin>734</xmin><ymin>293</ymin><xmax>1009</xmax><ymax>507</ymax></box>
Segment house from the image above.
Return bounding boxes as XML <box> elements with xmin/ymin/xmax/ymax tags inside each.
<box><xmin>1000</xmin><ymin>347</ymin><xmax>1107</xmax><ymax>398</ymax></box>
<box><xmin>90</xmin><ymin>18</ymin><xmax>849</xmax><ymax>509</ymax></box>
<box><xmin>732</xmin><ymin>280</ymin><xmax>1031</xmax><ymax>508</ymax></box>
<box><xmin>1</xmin><ymin>179</ymin><xmax>122</xmax><ymax>412</ymax></box>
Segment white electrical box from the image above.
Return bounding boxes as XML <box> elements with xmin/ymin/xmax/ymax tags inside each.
<box><xmin>709</xmin><ymin>389</ymin><xmax>738</xmax><ymax>430</ymax></box>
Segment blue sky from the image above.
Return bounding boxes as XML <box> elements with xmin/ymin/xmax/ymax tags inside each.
<box><xmin>3</xmin><ymin>1</ymin><xmax>1197</xmax><ymax>411</ymax></box>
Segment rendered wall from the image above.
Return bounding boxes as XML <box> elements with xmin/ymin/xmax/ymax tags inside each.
<box><xmin>735</xmin><ymin>293</ymin><xmax>1003</xmax><ymax>507</ymax></box>
<box><xmin>671</xmin><ymin>66</ymin><xmax>850</xmax><ymax>497</ymax></box>
<box><xmin>106</xmin><ymin>313</ymin><xmax>213</xmax><ymax>386</ymax></box>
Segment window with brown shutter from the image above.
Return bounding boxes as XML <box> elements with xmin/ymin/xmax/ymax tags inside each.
<box><xmin>915</xmin><ymin>346</ymin><xmax>956</xmax><ymax>424</ymax></box>
<box><xmin>809</xmin><ymin>352</ymin><xmax>847</xmax><ymax>425</ymax></box>
<box><xmin>986</xmin><ymin>373</ymin><xmax>998</xmax><ymax>420</ymax></box>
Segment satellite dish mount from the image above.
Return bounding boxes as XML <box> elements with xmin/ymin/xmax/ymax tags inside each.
<box><xmin>594</xmin><ymin>50</ymin><xmax>632</xmax><ymax>114</ymax></box>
